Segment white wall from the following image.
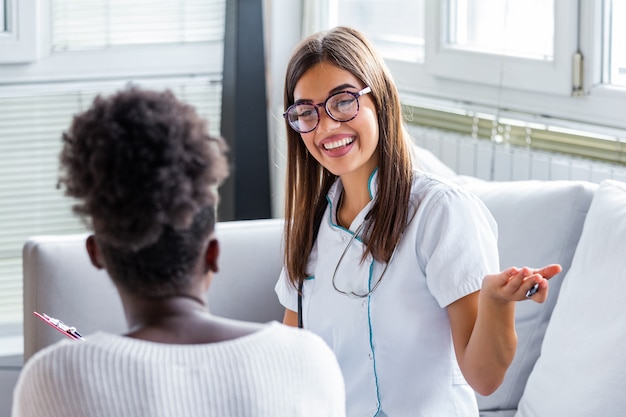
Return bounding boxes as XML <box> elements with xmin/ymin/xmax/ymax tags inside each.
<box><xmin>264</xmin><ymin>0</ymin><xmax>305</xmax><ymax>218</ymax></box>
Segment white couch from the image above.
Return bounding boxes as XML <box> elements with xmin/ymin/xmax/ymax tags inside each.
<box><xmin>22</xmin><ymin>176</ymin><xmax>626</xmax><ymax>416</ymax></box>
<box><xmin>22</xmin><ymin>219</ymin><xmax>286</xmax><ymax>360</ymax></box>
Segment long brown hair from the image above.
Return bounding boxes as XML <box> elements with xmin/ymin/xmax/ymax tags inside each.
<box><xmin>283</xmin><ymin>26</ymin><xmax>413</xmax><ymax>288</ymax></box>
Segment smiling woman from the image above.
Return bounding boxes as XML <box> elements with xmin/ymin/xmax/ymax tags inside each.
<box><xmin>275</xmin><ymin>26</ymin><xmax>561</xmax><ymax>417</ymax></box>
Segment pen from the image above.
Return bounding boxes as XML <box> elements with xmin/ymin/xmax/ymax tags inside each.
<box><xmin>34</xmin><ymin>311</ymin><xmax>86</xmax><ymax>341</ymax></box>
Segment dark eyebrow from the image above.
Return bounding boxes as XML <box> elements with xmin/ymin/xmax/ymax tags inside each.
<box><xmin>294</xmin><ymin>83</ymin><xmax>360</xmax><ymax>105</ymax></box>
<box><xmin>329</xmin><ymin>83</ymin><xmax>358</xmax><ymax>95</ymax></box>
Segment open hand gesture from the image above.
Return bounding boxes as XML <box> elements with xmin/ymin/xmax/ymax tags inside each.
<box><xmin>482</xmin><ymin>264</ymin><xmax>563</xmax><ymax>303</ymax></box>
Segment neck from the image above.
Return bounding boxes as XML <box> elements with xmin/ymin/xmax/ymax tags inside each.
<box><xmin>338</xmin><ymin>175</ymin><xmax>373</xmax><ymax>229</ymax></box>
<box><xmin>122</xmin><ymin>293</ymin><xmax>209</xmax><ymax>338</ymax></box>
<box><xmin>120</xmin><ymin>292</ymin><xmax>266</xmax><ymax>344</ymax></box>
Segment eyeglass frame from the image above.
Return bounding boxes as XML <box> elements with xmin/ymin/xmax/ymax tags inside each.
<box><xmin>283</xmin><ymin>86</ymin><xmax>372</xmax><ymax>133</ymax></box>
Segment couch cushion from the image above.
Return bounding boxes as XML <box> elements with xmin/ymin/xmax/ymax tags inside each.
<box><xmin>457</xmin><ymin>177</ymin><xmax>597</xmax><ymax>414</ymax></box>
<box><xmin>516</xmin><ymin>179</ymin><xmax>626</xmax><ymax>416</ymax></box>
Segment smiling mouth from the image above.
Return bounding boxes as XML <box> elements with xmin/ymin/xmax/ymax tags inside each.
<box><xmin>323</xmin><ymin>137</ymin><xmax>355</xmax><ymax>150</ymax></box>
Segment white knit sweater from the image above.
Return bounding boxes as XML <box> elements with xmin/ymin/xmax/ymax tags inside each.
<box><xmin>12</xmin><ymin>322</ymin><xmax>346</xmax><ymax>417</ymax></box>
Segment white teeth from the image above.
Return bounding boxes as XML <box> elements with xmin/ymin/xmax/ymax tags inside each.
<box><xmin>324</xmin><ymin>137</ymin><xmax>354</xmax><ymax>150</ymax></box>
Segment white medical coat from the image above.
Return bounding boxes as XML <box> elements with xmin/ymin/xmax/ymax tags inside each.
<box><xmin>276</xmin><ymin>170</ymin><xmax>499</xmax><ymax>417</ymax></box>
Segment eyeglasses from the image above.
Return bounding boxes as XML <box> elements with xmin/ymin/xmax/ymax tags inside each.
<box><xmin>283</xmin><ymin>86</ymin><xmax>372</xmax><ymax>133</ymax></box>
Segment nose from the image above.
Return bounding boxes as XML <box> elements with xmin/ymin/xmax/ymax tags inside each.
<box><xmin>316</xmin><ymin>106</ymin><xmax>341</xmax><ymax>133</ymax></box>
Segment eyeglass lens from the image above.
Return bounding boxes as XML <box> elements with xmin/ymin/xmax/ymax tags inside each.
<box><xmin>285</xmin><ymin>90</ymin><xmax>363</xmax><ymax>133</ymax></box>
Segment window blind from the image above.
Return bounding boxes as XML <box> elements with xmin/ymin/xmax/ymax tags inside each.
<box><xmin>52</xmin><ymin>0</ymin><xmax>226</xmax><ymax>50</ymax></box>
<box><xmin>0</xmin><ymin>79</ymin><xmax>223</xmax><ymax>330</ymax></box>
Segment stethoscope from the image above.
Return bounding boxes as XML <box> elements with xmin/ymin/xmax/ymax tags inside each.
<box><xmin>297</xmin><ymin>207</ymin><xmax>416</xmax><ymax>328</ymax></box>
<box><xmin>296</xmin><ymin>222</ymin><xmax>392</xmax><ymax>328</ymax></box>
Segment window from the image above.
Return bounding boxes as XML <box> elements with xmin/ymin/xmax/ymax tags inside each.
<box><xmin>329</xmin><ymin>0</ymin><xmax>425</xmax><ymax>62</ymax></box>
<box><xmin>447</xmin><ymin>0</ymin><xmax>554</xmax><ymax>60</ymax></box>
<box><xmin>316</xmin><ymin>0</ymin><xmax>626</xmax><ymax>153</ymax></box>
<box><xmin>424</xmin><ymin>0</ymin><xmax>576</xmax><ymax>95</ymax></box>
<box><xmin>0</xmin><ymin>0</ymin><xmax>226</xmax><ymax>333</ymax></box>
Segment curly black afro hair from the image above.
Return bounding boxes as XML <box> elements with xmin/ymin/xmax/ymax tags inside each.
<box><xmin>59</xmin><ymin>87</ymin><xmax>229</xmax><ymax>250</ymax></box>
<box><xmin>58</xmin><ymin>87</ymin><xmax>229</xmax><ymax>295</ymax></box>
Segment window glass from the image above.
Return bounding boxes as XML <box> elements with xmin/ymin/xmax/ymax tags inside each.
<box><xmin>607</xmin><ymin>0</ymin><xmax>626</xmax><ymax>87</ymax></box>
<box><xmin>447</xmin><ymin>0</ymin><xmax>555</xmax><ymax>60</ymax></box>
<box><xmin>332</xmin><ymin>0</ymin><xmax>425</xmax><ymax>62</ymax></box>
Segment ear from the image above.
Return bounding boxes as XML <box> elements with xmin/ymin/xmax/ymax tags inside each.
<box><xmin>85</xmin><ymin>235</ymin><xmax>104</xmax><ymax>270</ymax></box>
<box><xmin>204</xmin><ymin>238</ymin><xmax>219</xmax><ymax>273</ymax></box>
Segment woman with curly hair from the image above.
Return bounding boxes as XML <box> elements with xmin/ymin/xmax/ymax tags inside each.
<box><xmin>274</xmin><ymin>26</ymin><xmax>561</xmax><ymax>416</ymax></box>
<box><xmin>12</xmin><ymin>87</ymin><xmax>346</xmax><ymax>417</ymax></box>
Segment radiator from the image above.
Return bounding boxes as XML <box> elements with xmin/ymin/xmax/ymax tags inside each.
<box><xmin>410</xmin><ymin>126</ymin><xmax>626</xmax><ymax>184</ymax></box>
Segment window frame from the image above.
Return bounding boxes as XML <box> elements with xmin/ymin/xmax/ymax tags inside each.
<box><xmin>0</xmin><ymin>0</ymin><xmax>40</xmax><ymax>64</ymax></box>
<box><xmin>0</xmin><ymin>42</ymin><xmax>224</xmax><ymax>85</ymax></box>
<box><xmin>423</xmin><ymin>0</ymin><xmax>578</xmax><ymax>96</ymax></box>
<box><xmin>1</xmin><ymin>0</ymin><xmax>5</xmax><ymax>32</ymax></box>
<box><xmin>0</xmin><ymin>0</ymin><xmax>224</xmax><ymax>84</ymax></box>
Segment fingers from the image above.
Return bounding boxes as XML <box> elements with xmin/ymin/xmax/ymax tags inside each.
<box><xmin>532</xmin><ymin>264</ymin><xmax>562</xmax><ymax>279</ymax></box>
<box><xmin>515</xmin><ymin>264</ymin><xmax>563</xmax><ymax>302</ymax></box>
<box><xmin>509</xmin><ymin>267</ymin><xmax>544</xmax><ymax>299</ymax></box>
<box><xmin>483</xmin><ymin>264</ymin><xmax>561</xmax><ymax>304</ymax></box>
